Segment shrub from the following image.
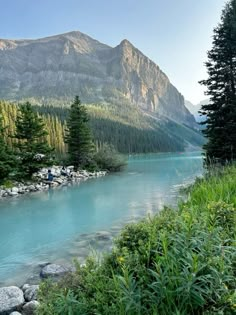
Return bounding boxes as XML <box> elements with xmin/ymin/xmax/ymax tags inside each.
<box><xmin>94</xmin><ymin>143</ymin><xmax>127</xmax><ymax>172</ymax></box>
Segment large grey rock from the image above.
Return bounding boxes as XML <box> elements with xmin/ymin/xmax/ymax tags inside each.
<box><xmin>21</xmin><ymin>285</ymin><xmax>30</xmax><ymax>293</ymax></box>
<box><xmin>22</xmin><ymin>301</ymin><xmax>39</xmax><ymax>315</ymax></box>
<box><xmin>8</xmin><ymin>192</ymin><xmax>18</xmax><ymax>197</ymax></box>
<box><xmin>28</xmin><ymin>186</ymin><xmax>36</xmax><ymax>192</ymax></box>
<box><xmin>0</xmin><ymin>286</ymin><xmax>24</xmax><ymax>315</ymax></box>
<box><xmin>40</xmin><ymin>263</ymin><xmax>71</xmax><ymax>279</ymax></box>
<box><xmin>9</xmin><ymin>312</ymin><xmax>22</xmax><ymax>315</ymax></box>
<box><xmin>54</xmin><ymin>178</ymin><xmax>64</xmax><ymax>184</ymax></box>
<box><xmin>23</xmin><ymin>285</ymin><xmax>39</xmax><ymax>302</ymax></box>
<box><xmin>11</xmin><ymin>187</ymin><xmax>19</xmax><ymax>193</ymax></box>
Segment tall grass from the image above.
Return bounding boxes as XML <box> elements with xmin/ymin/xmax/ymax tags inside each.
<box><xmin>37</xmin><ymin>165</ymin><xmax>236</xmax><ymax>315</ymax></box>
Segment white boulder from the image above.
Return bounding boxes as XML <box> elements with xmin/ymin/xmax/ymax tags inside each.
<box><xmin>0</xmin><ymin>286</ymin><xmax>24</xmax><ymax>314</ymax></box>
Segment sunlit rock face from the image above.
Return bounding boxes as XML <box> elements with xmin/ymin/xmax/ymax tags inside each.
<box><xmin>0</xmin><ymin>30</ymin><xmax>195</xmax><ymax>126</ymax></box>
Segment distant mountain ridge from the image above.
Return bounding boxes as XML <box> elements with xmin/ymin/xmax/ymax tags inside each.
<box><xmin>0</xmin><ymin>30</ymin><xmax>195</xmax><ymax>127</ymax></box>
<box><xmin>185</xmin><ymin>99</ymin><xmax>208</xmax><ymax>122</ymax></box>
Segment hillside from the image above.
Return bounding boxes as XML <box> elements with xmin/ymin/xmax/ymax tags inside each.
<box><xmin>185</xmin><ymin>99</ymin><xmax>208</xmax><ymax>123</ymax></box>
<box><xmin>0</xmin><ymin>31</ymin><xmax>204</xmax><ymax>152</ymax></box>
<box><xmin>0</xmin><ymin>31</ymin><xmax>195</xmax><ymax>126</ymax></box>
<box><xmin>0</xmin><ymin>101</ymin><xmax>204</xmax><ymax>154</ymax></box>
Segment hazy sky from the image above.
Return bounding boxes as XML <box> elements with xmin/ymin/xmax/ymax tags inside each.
<box><xmin>0</xmin><ymin>0</ymin><xmax>226</xmax><ymax>103</ymax></box>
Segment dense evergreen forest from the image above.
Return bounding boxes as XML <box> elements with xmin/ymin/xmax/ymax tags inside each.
<box><xmin>0</xmin><ymin>100</ymin><xmax>204</xmax><ymax>154</ymax></box>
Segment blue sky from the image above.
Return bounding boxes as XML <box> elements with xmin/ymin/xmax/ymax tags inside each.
<box><xmin>1</xmin><ymin>0</ymin><xmax>226</xmax><ymax>103</ymax></box>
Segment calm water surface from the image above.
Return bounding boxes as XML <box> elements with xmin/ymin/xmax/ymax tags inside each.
<box><xmin>0</xmin><ymin>152</ymin><xmax>203</xmax><ymax>286</ymax></box>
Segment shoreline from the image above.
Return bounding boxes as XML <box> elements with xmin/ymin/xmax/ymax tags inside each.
<box><xmin>0</xmin><ymin>166</ymin><xmax>107</xmax><ymax>199</ymax></box>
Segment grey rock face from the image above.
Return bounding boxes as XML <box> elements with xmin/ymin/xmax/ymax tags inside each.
<box><xmin>0</xmin><ymin>31</ymin><xmax>195</xmax><ymax>127</ymax></box>
<box><xmin>21</xmin><ymin>285</ymin><xmax>30</xmax><ymax>293</ymax></box>
<box><xmin>40</xmin><ymin>263</ymin><xmax>71</xmax><ymax>279</ymax></box>
<box><xmin>23</xmin><ymin>285</ymin><xmax>39</xmax><ymax>302</ymax></box>
<box><xmin>0</xmin><ymin>286</ymin><xmax>24</xmax><ymax>315</ymax></box>
<box><xmin>22</xmin><ymin>301</ymin><xmax>39</xmax><ymax>315</ymax></box>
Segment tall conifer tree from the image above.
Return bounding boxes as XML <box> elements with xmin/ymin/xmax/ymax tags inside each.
<box><xmin>0</xmin><ymin>114</ymin><xmax>16</xmax><ymax>182</ymax></box>
<box><xmin>65</xmin><ymin>96</ymin><xmax>94</xmax><ymax>169</ymax></box>
<box><xmin>14</xmin><ymin>102</ymin><xmax>53</xmax><ymax>178</ymax></box>
<box><xmin>200</xmin><ymin>0</ymin><xmax>236</xmax><ymax>163</ymax></box>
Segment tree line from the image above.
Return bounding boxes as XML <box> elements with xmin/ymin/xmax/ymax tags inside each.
<box><xmin>0</xmin><ymin>100</ymin><xmax>202</xmax><ymax>155</ymax></box>
<box><xmin>0</xmin><ymin>97</ymin><xmax>126</xmax><ymax>183</ymax></box>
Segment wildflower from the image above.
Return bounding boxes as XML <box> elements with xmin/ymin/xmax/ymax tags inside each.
<box><xmin>117</xmin><ymin>256</ymin><xmax>125</xmax><ymax>263</ymax></box>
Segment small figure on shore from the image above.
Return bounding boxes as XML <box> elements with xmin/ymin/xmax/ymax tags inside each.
<box><xmin>61</xmin><ymin>166</ymin><xmax>69</xmax><ymax>177</ymax></box>
<box><xmin>47</xmin><ymin>169</ymin><xmax>54</xmax><ymax>183</ymax></box>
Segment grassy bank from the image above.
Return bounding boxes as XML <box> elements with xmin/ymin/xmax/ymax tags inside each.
<box><xmin>37</xmin><ymin>166</ymin><xmax>236</xmax><ymax>315</ymax></box>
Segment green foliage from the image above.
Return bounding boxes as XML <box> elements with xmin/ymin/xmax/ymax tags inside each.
<box><xmin>37</xmin><ymin>165</ymin><xmax>236</xmax><ymax>315</ymax></box>
<box><xmin>0</xmin><ymin>114</ymin><xmax>17</xmax><ymax>183</ymax></box>
<box><xmin>35</xmin><ymin>102</ymin><xmax>204</xmax><ymax>154</ymax></box>
<box><xmin>0</xmin><ymin>100</ymin><xmax>204</xmax><ymax>155</ymax></box>
<box><xmin>200</xmin><ymin>0</ymin><xmax>236</xmax><ymax>164</ymax></box>
<box><xmin>94</xmin><ymin>143</ymin><xmax>127</xmax><ymax>172</ymax></box>
<box><xmin>65</xmin><ymin>96</ymin><xmax>94</xmax><ymax>170</ymax></box>
<box><xmin>1</xmin><ymin>179</ymin><xmax>14</xmax><ymax>188</ymax></box>
<box><xmin>0</xmin><ymin>101</ymin><xmax>66</xmax><ymax>154</ymax></box>
<box><xmin>13</xmin><ymin>102</ymin><xmax>53</xmax><ymax>178</ymax></box>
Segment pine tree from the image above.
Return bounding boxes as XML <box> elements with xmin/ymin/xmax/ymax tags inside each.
<box><xmin>65</xmin><ymin>96</ymin><xmax>94</xmax><ymax>169</ymax></box>
<box><xmin>200</xmin><ymin>0</ymin><xmax>236</xmax><ymax>163</ymax></box>
<box><xmin>14</xmin><ymin>102</ymin><xmax>53</xmax><ymax>178</ymax></box>
<box><xmin>0</xmin><ymin>114</ymin><xmax>16</xmax><ymax>182</ymax></box>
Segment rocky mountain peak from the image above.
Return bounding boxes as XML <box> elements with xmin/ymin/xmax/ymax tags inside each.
<box><xmin>59</xmin><ymin>31</ymin><xmax>110</xmax><ymax>52</ymax></box>
<box><xmin>118</xmin><ymin>38</ymin><xmax>140</xmax><ymax>56</ymax></box>
<box><xmin>119</xmin><ymin>39</ymin><xmax>133</xmax><ymax>47</ymax></box>
<box><xmin>0</xmin><ymin>31</ymin><xmax>196</xmax><ymax>127</ymax></box>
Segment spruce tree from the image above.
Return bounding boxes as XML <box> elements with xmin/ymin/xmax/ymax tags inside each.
<box><xmin>65</xmin><ymin>96</ymin><xmax>94</xmax><ymax>169</ymax></box>
<box><xmin>14</xmin><ymin>102</ymin><xmax>53</xmax><ymax>178</ymax></box>
<box><xmin>200</xmin><ymin>0</ymin><xmax>236</xmax><ymax>163</ymax></box>
<box><xmin>0</xmin><ymin>114</ymin><xmax>16</xmax><ymax>182</ymax></box>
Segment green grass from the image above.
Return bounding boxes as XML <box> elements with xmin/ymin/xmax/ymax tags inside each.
<box><xmin>37</xmin><ymin>165</ymin><xmax>236</xmax><ymax>315</ymax></box>
<box><xmin>183</xmin><ymin>166</ymin><xmax>236</xmax><ymax>208</ymax></box>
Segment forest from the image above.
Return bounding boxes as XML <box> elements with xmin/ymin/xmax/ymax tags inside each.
<box><xmin>0</xmin><ymin>100</ymin><xmax>204</xmax><ymax>155</ymax></box>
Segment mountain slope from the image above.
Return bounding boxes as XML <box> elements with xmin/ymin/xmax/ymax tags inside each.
<box><xmin>185</xmin><ymin>99</ymin><xmax>208</xmax><ymax>123</ymax></box>
<box><xmin>0</xmin><ymin>31</ymin><xmax>195</xmax><ymax>127</ymax></box>
<box><xmin>0</xmin><ymin>31</ymin><xmax>204</xmax><ymax>152</ymax></box>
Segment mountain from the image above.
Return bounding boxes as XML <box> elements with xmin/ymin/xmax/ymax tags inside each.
<box><xmin>185</xmin><ymin>99</ymin><xmax>208</xmax><ymax>122</ymax></box>
<box><xmin>0</xmin><ymin>31</ymin><xmax>195</xmax><ymax>127</ymax></box>
<box><xmin>0</xmin><ymin>31</ymin><xmax>204</xmax><ymax>152</ymax></box>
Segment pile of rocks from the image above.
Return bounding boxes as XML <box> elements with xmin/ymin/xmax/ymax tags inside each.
<box><xmin>0</xmin><ymin>285</ymin><xmax>39</xmax><ymax>315</ymax></box>
<box><xmin>0</xmin><ymin>166</ymin><xmax>107</xmax><ymax>198</ymax></box>
<box><xmin>0</xmin><ymin>263</ymin><xmax>74</xmax><ymax>315</ymax></box>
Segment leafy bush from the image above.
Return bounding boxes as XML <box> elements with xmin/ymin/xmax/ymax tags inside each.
<box><xmin>37</xmin><ymin>166</ymin><xmax>236</xmax><ymax>315</ymax></box>
<box><xmin>94</xmin><ymin>143</ymin><xmax>127</xmax><ymax>172</ymax></box>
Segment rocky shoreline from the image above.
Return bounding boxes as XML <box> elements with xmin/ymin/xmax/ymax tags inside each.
<box><xmin>0</xmin><ymin>219</ymin><xmax>144</xmax><ymax>315</ymax></box>
<box><xmin>0</xmin><ymin>262</ymin><xmax>77</xmax><ymax>315</ymax></box>
<box><xmin>0</xmin><ymin>229</ymin><xmax>117</xmax><ymax>315</ymax></box>
<box><xmin>0</xmin><ymin>166</ymin><xmax>107</xmax><ymax>198</ymax></box>
<box><xmin>0</xmin><ymin>166</ymin><xmax>108</xmax><ymax>314</ymax></box>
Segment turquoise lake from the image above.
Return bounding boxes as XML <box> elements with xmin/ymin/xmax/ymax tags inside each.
<box><xmin>0</xmin><ymin>152</ymin><xmax>203</xmax><ymax>286</ymax></box>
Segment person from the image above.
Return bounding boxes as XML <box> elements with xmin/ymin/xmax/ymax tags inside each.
<box><xmin>47</xmin><ymin>169</ymin><xmax>53</xmax><ymax>182</ymax></box>
<box><xmin>61</xmin><ymin>166</ymin><xmax>68</xmax><ymax>176</ymax></box>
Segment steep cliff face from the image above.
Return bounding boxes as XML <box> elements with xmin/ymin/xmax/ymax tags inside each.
<box><xmin>106</xmin><ymin>39</ymin><xmax>194</xmax><ymax>125</ymax></box>
<box><xmin>0</xmin><ymin>31</ymin><xmax>195</xmax><ymax>126</ymax></box>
